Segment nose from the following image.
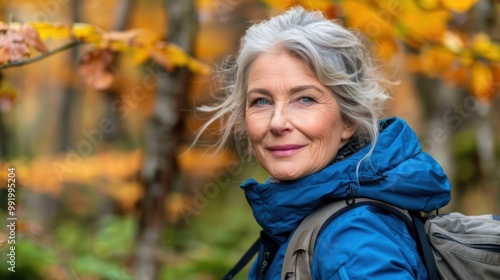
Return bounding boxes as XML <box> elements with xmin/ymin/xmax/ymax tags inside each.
<box><xmin>269</xmin><ymin>105</ymin><xmax>292</xmax><ymax>135</ymax></box>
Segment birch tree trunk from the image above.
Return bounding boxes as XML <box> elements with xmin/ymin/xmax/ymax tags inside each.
<box><xmin>134</xmin><ymin>0</ymin><xmax>198</xmax><ymax>279</ymax></box>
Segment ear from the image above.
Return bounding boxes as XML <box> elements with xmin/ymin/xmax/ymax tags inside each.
<box><xmin>341</xmin><ymin>124</ymin><xmax>357</xmax><ymax>143</ymax></box>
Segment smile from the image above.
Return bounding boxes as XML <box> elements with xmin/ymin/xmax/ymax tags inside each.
<box><xmin>267</xmin><ymin>144</ymin><xmax>305</xmax><ymax>157</ymax></box>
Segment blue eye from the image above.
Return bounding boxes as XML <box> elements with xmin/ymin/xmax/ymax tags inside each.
<box><xmin>253</xmin><ymin>98</ymin><xmax>271</xmax><ymax>106</ymax></box>
<box><xmin>299</xmin><ymin>96</ymin><xmax>315</xmax><ymax>104</ymax></box>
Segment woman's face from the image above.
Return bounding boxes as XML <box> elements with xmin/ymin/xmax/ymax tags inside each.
<box><xmin>245</xmin><ymin>52</ymin><xmax>356</xmax><ymax>181</ymax></box>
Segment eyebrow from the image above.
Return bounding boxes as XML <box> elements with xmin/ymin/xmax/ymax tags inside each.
<box><xmin>246</xmin><ymin>85</ymin><xmax>324</xmax><ymax>95</ymax></box>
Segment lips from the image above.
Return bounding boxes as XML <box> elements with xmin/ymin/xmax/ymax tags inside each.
<box><xmin>267</xmin><ymin>144</ymin><xmax>305</xmax><ymax>157</ymax></box>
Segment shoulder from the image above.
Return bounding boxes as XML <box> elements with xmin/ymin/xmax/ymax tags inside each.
<box><xmin>311</xmin><ymin>204</ymin><xmax>427</xmax><ymax>280</ymax></box>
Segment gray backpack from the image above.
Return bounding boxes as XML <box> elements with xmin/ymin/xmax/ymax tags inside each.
<box><xmin>281</xmin><ymin>198</ymin><xmax>500</xmax><ymax>280</ymax></box>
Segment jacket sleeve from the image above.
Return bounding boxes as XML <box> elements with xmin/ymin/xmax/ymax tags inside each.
<box><xmin>311</xmin><ymin>205</ymin><xmax>427</xmax><ymax>280</ymax></box>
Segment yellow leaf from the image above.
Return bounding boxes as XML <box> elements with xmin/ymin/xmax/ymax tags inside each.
<box><xmin>471</xmin><ymin>32</ymin><xmax>500</xmax><ymax>61</ymax></box>
<box><xmin>72</xmin><ymin>23</ymin><xmax>103</xmax><ymax>43</ymax></box>
<box><xmin>441</xmin><ymin>0</ymin><xmax>478</xmax><ymax>12</ymax></box>
<box><xmin>131</xmin><ymin>48</ymin><xmax>151</xmax><ymax>65</ymax></box>
<box><xmin>150</xmin><ymin>43</ymin><xmax>211</xmax><ymax>75</ymax></box>
<box><xmin>470</xmin><ymin>62</ymin><xmax>493</xmax><ymax>100</ymax></box>
<box><xmin>30</xmin><ymin>22</ymin><xmax>72</xmax><ymax>40</ymax></box>
<box><xmin>459</xmin><ymin>49</ymin><xmax>474</xmax><ymax>67</ymax></box>
<box><xmin>418</xmin><ymin>0</ymin><xmax>440</xmax><ymax>10</ymax></box>
<box><xmin>398</xmin><ymin>0</ymin><xmax>450</xmax><ymax>42</ymax></box>
<box><xmin>187</xmin><ymin>59</ymin><xmax>212</xmax><ymax>75</ymax></box>
<box><xmin>472</xmin><ymin>33</ymin><xmax>492</xmax><ymax>53</ymax></box>
<box><xmin>129</xmin><ymin>29</ymin><xmax>159</xmax><ymax>64</ymax></box>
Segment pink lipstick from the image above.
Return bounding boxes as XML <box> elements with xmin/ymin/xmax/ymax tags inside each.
<box><xmin>267</xmin><ymin>144</ymin><xmax>305</xmax><ymax>157</ymax></box>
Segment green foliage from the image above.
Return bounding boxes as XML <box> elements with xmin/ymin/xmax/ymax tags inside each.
<box><xmin>0</xmin><ymin>237</ymin><xmax>56</xmax><ymax>280</ymax></box>
<box><xmin>0</xmin><ymin>211</ymin><xmax>135</xmax><ymax>279</ymax></box>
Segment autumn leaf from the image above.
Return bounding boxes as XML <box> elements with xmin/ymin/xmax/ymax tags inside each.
<box><xmin>20</xmin><ymin>23</ymin><xmax>48</xmax><ymax>54</ymax></box>
<box><xmin>79</xmin><ymin>48</ymin><xmax>115</xmax><ymax>90</ymax></box>
<box><xmin>30</xmin><ymin>22</ymin><xmax>72</xmax><ymax>40</ymax></box>
<box><xmin>72</xmin><ymin>23</ymin><xmax>103</xmax><ymax>43</ymax></box>
<box><xmin>417</xmin><ymin>0</ymin><xmax>440</xmax><ymax>10</ymax></box>
<box><xmin>397</xmin><ymin>0</ymin><xmax>450</xmax><ymax>42</ymax></box>
<box><xmin>0</xmin><ymin>26</ymin><xmax>30</xmax><ymax>64</ymax></box>
<box><xmin>470</xmin><ymin>61</ymin><xmax>494</xmax><ymax>100</ymax></box>
<box><xmin>471</xmin><ymin>32</ymin><xmax>500</xmax><ymax>62</ymax></box>
<box><xmin>341</xmin><ymin>0</ymin><xmax>394</xmax><ymax>39</ymax></box>
<box><xmin>150</xmin><ymin>42</ymin><xmax>212</xmax><ymax>75</ymax></box>
<box><xmin>130</xmin><ymin>29</ymin><xmax>159</xmax><ymax>64</ymax></box>
<box><xmin>441</xmin><ymin>0</ymin><xmax>478</xmax><ymax>12</ymax></box>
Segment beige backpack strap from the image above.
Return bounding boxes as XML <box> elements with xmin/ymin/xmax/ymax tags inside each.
<box><xmin>281</xmin><ymin>198</ymin><xmax>410</xmax><ymax>280</ymax></box>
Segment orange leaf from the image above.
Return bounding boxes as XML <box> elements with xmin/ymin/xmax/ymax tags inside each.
<box><xmin>372</xmin><ymin>36</ymin><xmax>399</xmax><ymax>60</ymax></box>
<box><xmin>470</xmin><ymin>62</ymin><xmax>494</xmax><ymax>100</ymax></box>
<box><xmin>341</xmin><ymin>0</ymin><xmax>393</xmax><ymax>39</ymax></box>
<box><xmin>165</xmin><ymin>192</ymin><xmax>192</xmax><ymax>223</ymax></box>
<box><xmin>79</xmin><ymin>48</ymin><xmax>115</xmax><ymax>90</ymax></box>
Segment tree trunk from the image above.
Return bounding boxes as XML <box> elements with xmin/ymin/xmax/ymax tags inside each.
<box><xmin>134</xmin><ymin>1</ymin><xmax>198</xmax><ymax>279</ymax></box>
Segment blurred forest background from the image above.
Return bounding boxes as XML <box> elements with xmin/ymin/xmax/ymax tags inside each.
<box><xmin>0</xmin><ymin>0</ymin><xmax>499</xmax><ymax>279</ymax></box>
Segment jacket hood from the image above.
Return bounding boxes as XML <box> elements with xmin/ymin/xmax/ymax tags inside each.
<box><xmin>241</xmin><ymin>117</ymin><xmax>451</xmax><ymax>243</ymax></box>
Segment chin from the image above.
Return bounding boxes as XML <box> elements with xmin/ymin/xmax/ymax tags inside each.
<box><xmin>269</xmin><ymin>169</ymin><xmax>304</xmax><ymax>182</ymax></box>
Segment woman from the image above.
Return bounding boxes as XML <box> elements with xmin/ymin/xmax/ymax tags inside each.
<box><xmin>196</xmin><ymin>6</ymin><xmax>451</xmax><ymax>279</ymax></box>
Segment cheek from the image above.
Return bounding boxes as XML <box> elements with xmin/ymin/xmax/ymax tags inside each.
<box><xmin>293</xmin><ymin>108</ymin><xmax>342</xmax><ymax>139</ymax></box>
<box><xmin>245</xmin><ymin>112</ymin><xmax>268</xmax><ymax>143</ymax></box>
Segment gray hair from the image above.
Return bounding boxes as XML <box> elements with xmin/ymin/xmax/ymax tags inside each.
<box><xmin>195</xmin><ymin>6</ymin><xmax>391</xmax><ymax>164</ymax></box>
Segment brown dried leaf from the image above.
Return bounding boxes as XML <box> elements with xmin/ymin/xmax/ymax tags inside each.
<box><xmin>79</xmin><ymin>48</ymin><xmax>114</xmax><ymax>90</ymax></box>
<box><xmin>0</xmin><ymin>29</ymin><xmax>30</xmax><ymax>64</ymax></box>
<box><xmin>20</xmin><ymin>23</ymin><xmax>48</xmax><ymax>54</ymax></box>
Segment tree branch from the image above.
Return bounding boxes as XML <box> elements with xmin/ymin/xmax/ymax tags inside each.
<box><xmin>1</xmin><ymin>40</ymin><xmax>83</xmax><ymax>69</ymax></box>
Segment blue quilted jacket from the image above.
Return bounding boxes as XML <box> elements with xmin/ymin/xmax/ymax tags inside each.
<box><xmin>242</xmin><ymin>117</ymin><xmax>451</xmax><ymax>279</ymax></box>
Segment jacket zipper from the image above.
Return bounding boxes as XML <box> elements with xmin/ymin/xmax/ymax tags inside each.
<box><xmin>432</xmin><ymin>232</ymin><xmax>500</xmax><ymax>253</ymax></box>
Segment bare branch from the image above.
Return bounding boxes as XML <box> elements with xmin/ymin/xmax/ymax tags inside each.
<box><xmin>1</xmin><ymin>40</ymin><xmax>83</xmax><ymax>69</ymax></box>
